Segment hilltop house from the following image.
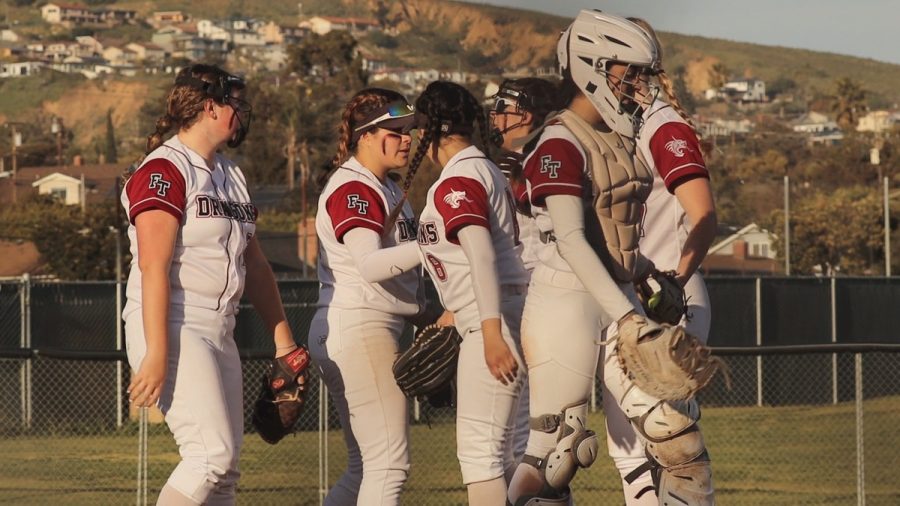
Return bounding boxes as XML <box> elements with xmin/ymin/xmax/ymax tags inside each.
<box><xmin>0</xmin><ymin>61</ymin><xmax>44</xmax><ymax>78</ymax></box>
<box><xmin>856</xmin><ymin>110</ymin><xmax>900</xmax><ymax>133</ymax></box>
<box><xmin>792</xmin><ymin>111</ymin><xmax>843</xmax><ymax>145</ymax></box>
<box><xmin>705</xmin><ymin>79</ymin><xmax>767</xmax><ymax>103</ymax></box>
<box><xmin>303</xmin><ymin>16</ymin><xmax>379</xmax><ymax>35</ymax></box>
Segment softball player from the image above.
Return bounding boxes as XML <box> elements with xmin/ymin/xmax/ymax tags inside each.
<box><xmin>308</xmin><ymin>88</ymin><xmax>424</xmax><ymax>506</ymax></box>
<box><xmin>488</xmin><ymin>77</ymin><xmax>562</xmax><ymax>470</ymax></box>
<box><xmin>508</xmin><ymin>12</ymin><xmax>713</xmax><ymax>506</ymax></box>
<box><xmin>599</xmin><ymin>18</ymin><xmax>719</xmax><ymax>505</ymax></box>
<box><xmin>414</xmin><ymin>81</ymin><xmax>529</xmax><ymax>505</ymax></box>
<box><xmin>122</xmin><ymin>64</ymin><xmax>297</xmax><ymax>505</ymax></box>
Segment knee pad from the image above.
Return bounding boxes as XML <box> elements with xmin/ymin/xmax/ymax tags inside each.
<box><xmin>523</xmin><ymin>401</ymin><xmax>599</xmax><ymax>496</ymax></box>
<box><xmin>512</xmin><ymin>492</ymin><xmax>571</xmax><ymax>506</ymax></box>
<box><xmin>655</xmin><ymin>451</ymin><xmax>715</xmax><ymax>506</ymax></box>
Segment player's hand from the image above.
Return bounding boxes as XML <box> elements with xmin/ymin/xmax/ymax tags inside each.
<box><xmin>129</xmin><ymin>352</ymin><xmax>166</xmax><ymax>408</ymax></box>
<box><xmin>482</xmin><ymin>322</ymin><xmax>518</xmax><ymax>385</ymax></box>
<box><xmin>436</xmin><ymin>310</ymin><xmax>455</xmax><ymax>327</ymax></box>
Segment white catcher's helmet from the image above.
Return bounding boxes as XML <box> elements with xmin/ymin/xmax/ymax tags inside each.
<box><xmin>558</xmin><ymin>10</ymin><xmax>660</xmax><ymax>137</ymax></box>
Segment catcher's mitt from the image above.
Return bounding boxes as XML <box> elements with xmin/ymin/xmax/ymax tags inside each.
<box><xmin>252</xmin><ymin>346</ymin><xmax>310</xmax><ymax>444</ymax></box>
<box><xmin>393</xmin><ymin>325</ymin><xmax>461</xmax><ymax>407</ymax></box>
<box><xmin>635</xmin><ymin>270</ymin><xmax>687</xmax><ymax>326</ymax></box>
<box><xmin>616</xmin><ymin>313</ymin><xmax>725</xmax><ymax>401</ymax></box>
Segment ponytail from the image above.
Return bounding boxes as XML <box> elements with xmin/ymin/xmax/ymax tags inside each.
<box><xmin>146</xmin><ymin>114</ymin><xmax>175</xmax><ymax>154</ymax></box>
<box><xmin>657</xmin><ymin>69</ymin><xmax>701</xmax><ymax>138</ymax></box>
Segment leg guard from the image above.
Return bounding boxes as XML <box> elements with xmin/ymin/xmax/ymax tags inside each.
<box><xmin>514</xmin><ymin>401</ymin><xmax>599</xmax><ymax>504</ymax></box>
<box><xmin>618</xmin><ymin>384</ymin><xmax>714</xmax><ymax>505</ymax></box>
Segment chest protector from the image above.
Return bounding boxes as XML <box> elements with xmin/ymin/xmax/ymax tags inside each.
<box><xmin>555</xmin><ymin>109</ymin><xmax>653</xmax><ymax>283</ymax></box>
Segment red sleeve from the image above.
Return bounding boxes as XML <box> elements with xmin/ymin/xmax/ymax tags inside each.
<box><xmin>433</xmin><ymin>176</ymin><xmax>489</xmax><ymax>243</ymax></box>
<box><xmin>325</xmin><ymin>181</ymin><xmax>387</xmax><ymax>243</ymax></box>
<box><xmin>649</xmin><ymin>122</ymin><xmax>709</xmax><ymax>193</ymax></box>
<box><xmin>510</xmin><ymin>178</ymin><xmax>528</xmax><ymax>207</ymax></box>
<box><xmin>523</xmin><ymin>138</ymin><xmax>584</xmax><ymax>205</ymax></box>
<box><xmin>125</xmin><ymin>158</ymin><xmax>186</xmax><ymax>224</ymax></box>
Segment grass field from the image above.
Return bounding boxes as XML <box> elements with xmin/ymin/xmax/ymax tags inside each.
<box><xmin>1</xmin><ymin>397</ymin><xmax>899</xmax><ymax>505</ymax></box>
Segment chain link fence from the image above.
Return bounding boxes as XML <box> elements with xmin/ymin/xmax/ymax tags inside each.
<box><xmin>0</xmin><ymin>277</ymin><xmax>898</xmax><ymax>505</ymax></box>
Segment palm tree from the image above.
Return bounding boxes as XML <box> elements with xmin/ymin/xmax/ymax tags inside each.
<box><xmin>831</xmin><ymin>77</ymin><xmax>867</xmax><ymax>130</ymax></box>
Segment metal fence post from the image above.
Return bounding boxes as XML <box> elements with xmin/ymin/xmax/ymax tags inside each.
<box><xmin>831</xmin><ymin>276</ymin><xmax>838</xmax><ymax>405</ymax></box>
<box><xmin>116</xmin><ymin>278</ymin><xmax>124</xmax><ymax>428</ymax></box>
<box><xmin>21</xmin><ymin>273</ymin><xmax>32</xmax><ymax>430</ymax></box>
<box><xmin>319</xmin><ymin>378</ymin><xmax>328</xmax><ymax>505</ymax></box>
<box><xmin>854</xmin><ymin>353</ymin><xmax>865</xmax><ymax>506</ymax></box>
<box><xmin>755</xmin><ymin>277</ymin><xmax>763</xmax><ymax>407</ymax></box>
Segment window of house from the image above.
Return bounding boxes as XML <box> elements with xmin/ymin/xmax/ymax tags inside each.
<box><xmin>50</xmin><ymin>187</ymin><xmax>67</xmax><ymax>201</ymax></box>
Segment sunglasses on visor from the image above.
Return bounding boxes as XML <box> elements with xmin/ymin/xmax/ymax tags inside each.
<box><xmin>353</xmin><ymin>101</ymin><xmax>416</xmax><ymax>133</ymax></box>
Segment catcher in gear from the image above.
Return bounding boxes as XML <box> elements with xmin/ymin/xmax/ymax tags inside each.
<box><xmin>393</xmin><ymin>324</ymin><xmax>462</xmax><ymax>408</ymax></box>
<box><xmin>252</xmin><ymin>346</ymin><xmax>310</xmax><ymax>444</ymax></box>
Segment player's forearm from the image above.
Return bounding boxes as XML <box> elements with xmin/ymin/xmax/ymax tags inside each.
<box><xmin>343</xmin><ymin>228</ymin><xmax>422</xmax><ymax>283</ymax></box>
<box><xmin>545</xmin><ymin>195</ymin><xmax>634</xmax><ymax>321</ymax></box>
<box><xmin>458</xmin><ymin>225</ymin><xmax>501</xmax><ymax>322</ymax></box>
<box><xmin>139</xmin><ymin>263</ymin><xmax>170</xmax><ymax>360</ymax></box>
<box><xmin>243</xmin><ymin>240</ymin><xmax>293</xmax><ymax>348</ymax></box>
<box><xmin>677</xmin><ymin>211</ymin><xmax>717</xmax><ymax>283</ymax></box>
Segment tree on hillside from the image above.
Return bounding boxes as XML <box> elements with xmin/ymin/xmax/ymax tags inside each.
<box><xmin>287</xmin><ymin>31</ymin><xmax>366</xmax><ymax>87</ymax></box>
<box><xmin>769</xmin><ymin>186</ymin><xmax>884</xmax><ymax>275</ymax></box>
<box><xmin>104</xmin><ymin>109</ymin><xmax>118</xmax><ymax>164</ymax></box>
<box><xmin>831</xmin><ymin>77</ymin><xmax>867</xmax><ymax>130</ymax></box>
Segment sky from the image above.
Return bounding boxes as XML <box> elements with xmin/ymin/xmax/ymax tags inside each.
<box><xmin>474</xmin><ymin>0</ymin><xmax>900</xmax><ymax>65</ymax></box>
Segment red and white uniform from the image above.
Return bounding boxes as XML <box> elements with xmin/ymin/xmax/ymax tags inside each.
<box><xmin>603</xmin><ymin>101</ymin><xmax>713</xmax><ymax>505</ymax></box>
<box><xmin>121</xmin><ymin>134</ymin><xmax>255</xmax><ymax>503</ymax></box>
<box><xmin>309</xmin><ymin>156</ymin><xmax>421</xmax><ymax>506</ymax></box>
<box><xmin>315</xmin><ymin>157</ymin><xmax>420</xmax><ymax>316</ymax></box>
<box><xmin>418</xmin><ymin>146</ymin><xmax>528</xmax><ymax>313</ymax></box>
<box><xmin>417</xmin><ymin>146</ymin><xmax>529</xmax><ymax>484</ymax></box>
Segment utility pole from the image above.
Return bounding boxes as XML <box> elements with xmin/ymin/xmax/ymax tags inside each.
<box><xmin>11</xmin><ymin>125</ymin><xmax>21</xmax><ymax>203</ymax></box>
<box><xmin>285</xmin><ymin>120</ymin><xmax>297</xmax><ymax>191</ymax></box>
<box><xmin>51</xmin><ymin>116</ymin><xmax>64</xmax><ymax>166</ymax></box>
<box><xmin>784</xmin><ymin>174</ymin><xmax>790</xmax><ymax>276</ymax></box>
<box><xmin>300</xmin><ymin>139</ymin><xmax>310</xmax><ymax>279</ymax></box>
<box><xmin>885</xmin><ymin>176</ymin><xmax>891</xmax><ymax>277</ymax></box>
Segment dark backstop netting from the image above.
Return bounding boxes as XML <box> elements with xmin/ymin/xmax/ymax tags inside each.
<box><xmin>835</xmin><ymin>277</ymin><xmax>900</xmax><ymax>344</ymax></box>
<box><xmin>30</xmin><ymin>282</ymin><xmax>119</xmax><ymax>351</ymax></box>
<box><xmin>706</xmin><ymin>277</ymin><xmax>758</xmax><ymax>347</ymax></box>
<box><xmin>760</xmin><ymin>277</ymin><xmax>832</xmax><ymax>346</ymax></box>
<box><xmin>0</xmin><ymin>283</ymin><xmax>22</xmax><ymax>349</ymax></box>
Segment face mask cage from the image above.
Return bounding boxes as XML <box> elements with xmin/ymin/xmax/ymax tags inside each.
<box><xmin>595</xmin><ymin>60</ymin><xmax>660</xmax><ymax>118</ymax></box>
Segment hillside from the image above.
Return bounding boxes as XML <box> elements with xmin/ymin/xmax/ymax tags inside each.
<box><xmin>4</xmin><ymin>0</ymin><xmax>900</xmax><ymax>160</ymax></box>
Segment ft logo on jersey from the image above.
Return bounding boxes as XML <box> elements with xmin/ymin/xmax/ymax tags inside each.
<box><xmin>149</xmin><ymin>173</ymin><xmax>171</xmax><ymax>196</ymax></box>
<box><xmin>346</xmin><ymin>194</ymin><xmax>369</xmax><ymax>214</ymax></box>
<box><xmin>540</xmin><ymin>155</ymin><xmax>560</xmax><ymax>179</ymax></box>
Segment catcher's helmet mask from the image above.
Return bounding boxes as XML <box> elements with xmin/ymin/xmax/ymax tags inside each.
<box><xmin>176</xmin><ymin>70</ymin><xmax>252</xmax><ymax>148</ymax></box>
<box><xmin>557</xmin><ymin>10</ymin><xmax>660</xmax><ymax>137</ymax></box>
<box><xmin>488</xmin><ymin>84</ymin><xmax>532</xmax><ymax>147</ymax></box>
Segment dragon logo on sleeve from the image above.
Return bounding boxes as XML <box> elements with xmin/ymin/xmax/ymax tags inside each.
<box><xmin>664</xmin><ymin>137</ymin><xmax>690</xmax><ymax>158</ymax></box>
<box><xmin>442</xmin><ymin>188</ymin><xmax>473</xmax><ymax>209</ymax></box>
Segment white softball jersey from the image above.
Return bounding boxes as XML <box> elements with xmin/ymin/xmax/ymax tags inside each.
<box><xmin>417</xmin><ymin>146</ymin><xmax>528</xmax><ymax>314</ymax></box>
<box><xmin>121</xmin><ymin>135</ymin><xmax>257</xmax><ymax>318</ymax></box>
<box><xmin>520</xmin><ymin>124</ymin><xmax>592</xmax><ymax>272</ymax></box>
<box><xmin>510</xmin><ymin>176</ymin><xmax>541</xmax><ymax>273</ymax></box>
<box><xmin>315</xmin><ymin>157</ymin><xmax>421</xmax><ymax>316</ymax></box>
<box><xmin>637</xmin><ymin>101</ymin><xmax>710</xmax><ymax>271</ymax></box>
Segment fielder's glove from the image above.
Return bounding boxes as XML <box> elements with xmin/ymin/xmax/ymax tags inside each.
<box><xmin>252</xmin><ymin>346</ymin><xmax>310</xmax><ymax>444</ymax></box>
<box><xmin>635</xmin><ymin>269</ymin><xmax>687</xmax><ymax>326</ymax></box>
<box><xmin>616</xmin><ymin>313</ymin><xmax>726</xmax><ymax>401</ymax></box>
<box><xmin>393</xmin><ymin>324</ymin><xmax>462</xmax><ymax>408</ymax></box>
<box><xmin>495</xmin><ymin>150</ymin><xmax>525</xmax><ymax>178</ymax></box>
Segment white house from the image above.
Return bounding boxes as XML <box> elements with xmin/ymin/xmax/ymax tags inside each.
<box><xmin>31</xmin><ymin>173</ymin><xmax>83</xmax><ymax>206</ymax></box>
<box><xmin>125</xmin><ymin>42</ymin><xmax>166</xmax><ymax>62</ymax></box>
<box><xmin>856</xmin><ymin>110</ymin><xmax>900</xmax><ymax>133</ymax></box>
<box><xmin>698</xmin><ymin>117</ymin><xmax>753</xmax><ymax>137</ymax></box>
<box><xmin>304</xmin><ymin>16</ymin><xmax>379</xmax><ymax>35</ymax></box>
<box><xmin>0</xmin><ymin>61</ymin><xmax>44</xmax><ymax>78</ymax></box>
<box><xmin>792</xmin><ymin>111</ymin><xmax>844</xmax><ymax>145</ymax></box>
<box><xmin>701</xmin><ymin>223</ymin><xmax>781</xmax><ymax>275</ymax></box>
<box><xmin>0</xmin><ymin>29</ymin><xmax>20</xmax><ymax>42</ymax></box>
<box><xmin>75</xmin><ymin>35</ymin><xmax>103</xmax><ymax>56</ymax></box>
<box><xmin>197</xmin><ymin>19</ymin><xmax>230</xmax><ymax>40</ymax></box>
<box><xmin>40</xmin><ymin>3</ymin><xmax>97</xmax><ymax>25</ymax></box>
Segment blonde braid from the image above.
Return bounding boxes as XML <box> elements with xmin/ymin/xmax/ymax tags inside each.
<box><xmin>657</xmin><ymin>69</ymin><xmax>701</xmax><ymax>138</ymax></box>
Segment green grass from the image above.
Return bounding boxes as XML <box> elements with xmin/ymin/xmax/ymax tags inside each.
<box><xmin>1</xmin><ymin>396</ymin><xmax>899</xmax><ymax>505</ymax></box>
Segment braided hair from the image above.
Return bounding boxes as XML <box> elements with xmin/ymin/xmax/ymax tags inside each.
<box><xmin>627</xmin><ymin>17</ymin><xmax>700</xmax><ymax>138</ymax></box>
<box><xmin>384</xmin><ymin>81</ymin><xmax>490</xmax><ymax>234</ymax></box>
<box><xmin>316</xmin><ymin>88</ymin><xmax>408</xmax><ymax>189</ymax></box>
<box><xmin>146</xmin><ymin>64</ymin><xmax>237</xmax><ymax>154</ymax></box>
